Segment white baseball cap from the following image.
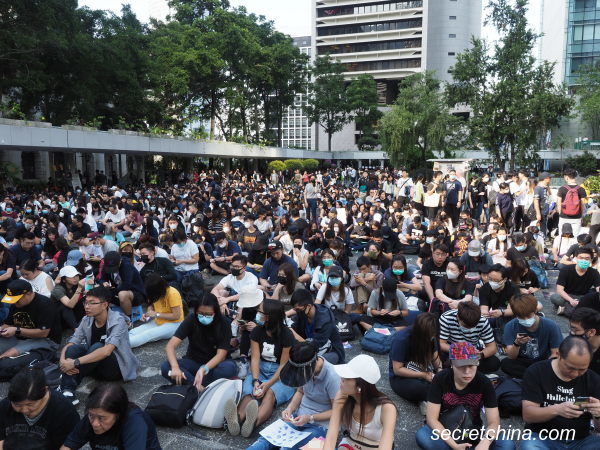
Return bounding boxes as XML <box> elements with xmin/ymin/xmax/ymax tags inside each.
<box><xmin>58</xmin><ymin>266</ymin><xmax>80</xmax><ymax>279</ymax></box>
<box><xmin>334</xmin><ymin>354</ymin><xmax>381</xmax><ymax>384</ymax></box>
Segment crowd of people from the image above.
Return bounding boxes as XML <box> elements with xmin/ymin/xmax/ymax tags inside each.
<box><xmin>0</xmin><ymin>164</ymin><xmax>599</xmax><ymax>449</ymax></box>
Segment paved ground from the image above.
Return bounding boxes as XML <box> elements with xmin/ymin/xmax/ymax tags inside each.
<box><xmin>0</xmin><ymin>256</ymin><xmax>568</xmax><ymax>450</ymax></box>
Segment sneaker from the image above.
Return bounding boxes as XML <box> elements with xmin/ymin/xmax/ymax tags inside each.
<box><xmin>241</xmin><ymin>399</ymin><xmax>259</xmax><ymax>438</ymax></box>
<box><xmin>60</xmin><ymin>388</ymin><xmax>79</xmax><ymax>405</ymax></box>
<box><xmin>223</xmin><ymin>398</ymin><xmax>240</xmax><ymax>436</ymax></box>
<box><xmin>419</xmin><ymin>401</ymin><xmax>427</xmax><ymax>416</ymax></box>
<box><xmin>237</xmin><ymin>358</ymin><xmax>249</xmax><ymax>379</ymax></box>
<box><xmin>556</xmin><ymin>306</ymin><xmax>565</xmax><ymax>316</ymax></box>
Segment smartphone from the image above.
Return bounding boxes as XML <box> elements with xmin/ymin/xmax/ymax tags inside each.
<box><xmin>574</xmin><ymin>396</ymin><xmax>590</xmax><ymax>406</ymax></box>
<box><xmin>516</xmin><ymin>333</ymin><xmax>528</xmax><ymax>339</ymax></box>
<box><xmin>237</xmin><ymin>319</ymin><xmax>247</xmax><ymax>325</ymax></box>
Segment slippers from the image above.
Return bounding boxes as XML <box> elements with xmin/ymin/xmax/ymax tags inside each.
<box><xmin>241</xmin><ymin>399</ymin><xmax>259</xmax><ymax>438</ymax></box>
<box><xmin>223</xmin><ymin>398</ymin><xmax>240</xmax><ymax>436</ymax></box>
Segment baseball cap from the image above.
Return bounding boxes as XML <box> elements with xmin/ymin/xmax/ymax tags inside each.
<box><xmin>328</xmin><ymin>265</ymin><xmax>343</xmax><ymax>279</ymax></box>
<box><xmin>237</xmin><ymin>286</ymin><xmax>264</xmax><ymax>309</ymax></box>
<box><xmin>468</xmin><ymin>240</ymin><xmax>482</xmax><ymax>257</ymax></box>
<box><xmin>87</xmin><ymin>232</ymin><xmax>101</xmax><ymax>240</ymax></box>
<box><xmin>538</xmin><ymin>172</ymin><xmax>551</xmax><ymax>181</ymax></box>
<box><xmin>2</xmin><ymin>279</ymin><xmax>32</xmax><ymax>304</ymax></box>
<box><xmin>329</xmin><ymin>207</ymin><xmax>337</xmax><ymax>213</ymax></box>
<box><xmin>449</xmin><ymin>342</ymin><xmax>480</xmax><ymax>367</ymax></box>
<box><xmin>66</xmin><ymin>249</ymin><xmax>84</xmax><ymax>266</ymax></box>
<box><xmin>58</xmin><ymin>265</ymin><xmax>80</xmax><ymax>279</ymax></box>
<box><xmin>334</xmin><ymin>354</ymin><xmax>381</xmax><ymax>384</ymax></box>
<box><xmin>119</xmin><ymin>241</ymin><xmax>134</xmax><ymax>251</ymax></box>
<box><xmin>103</xmin><ymin>251</ymin><xmax>121</xmax><ymax>273</ymax></box>
<box><xmin>267</xmin><ymin>241</ymin><xmax>283</xmax><ymax>251</ymax></box>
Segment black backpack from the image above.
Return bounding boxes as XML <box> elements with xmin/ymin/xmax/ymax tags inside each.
<box><xmin>180</xmin><ymin>271</ymin><xmax>205</xmax><ymax>305</ymax></box>
<box><xmin>495</xmin><ymin>377</ymin><xmax>522</xmax><ymax>418</ymax></box>
<box><xmin>145</xmin><ymin>384</ymin><xmax>199</xmax><ymax>428</ymax></box>
<box><xmin>332</xmin><ymin>307</ymin><xmax>355</xmax><ymax>342</ymax></box>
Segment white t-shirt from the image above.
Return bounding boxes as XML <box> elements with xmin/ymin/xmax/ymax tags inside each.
<box><xmin>105</xmin><ymin>209</ymin><xmax>126</xmax><ymax>224</ymax></box>
<box><xmin>316</xmin><ymin>285</ymin><xmax>354</xmax><ymax>310</ymax></box>
<box><xmin>219</xmin><ymin>271</ymin><xmax>259</xmax><ymax>293</ymax></box>
<box><xmin>170</xmin><ymin>239</ymin><xmax>199</xmax><ymax>272</ymax></box>
<box><xmin>21</xmin><ymin>272</ymin><xmax>53</xmax><ymax>297</ymax></box>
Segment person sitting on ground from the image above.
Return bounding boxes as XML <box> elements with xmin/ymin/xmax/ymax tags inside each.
<box><xmin>99</xmin><ymin>251</ymin><xmax>146</xmax><ymax>321</ymax></box>
<box><xmin>324</xmin><ymin>355</ymin><xmax>397</xmax><ymax>450</ymax></box>
<box><xmin>551</xmin><ymin>247</ymin><xmax>600</xmax><ymax>317</ymax></box>
<box><xmin>520</xmin><ymin>336</ymin><xmax>600</xmax><ymax>450</ymax></box>
<box><xmin>510</xmin><ymin>258</ymin><xmax>541</xmax><ymax>298</ymax></box>
<box><xmin>19</xmin><ymin>259</ymin><xmax>54</xmax><ymax>297</ymax></box>
<box><xmin>389</xmin><ymin>313</ymin><xmax>440</xmax><ymax>407</ymax></box>
<box><xmin>434</xmin><ymin>258</ymin><xmax>475</xmax><ymax>310</ymax></box>
<box><xmin>211</xmin><ymin>254</ymin><xmax>259</xmax><ymax>314</ymax></box>
<box><xmin>161</xmin><ymin>292</ymin><xmax>237</xmax><ymax>390</ymax></box>
<box><xmin>383</xmin><ymin>254</ymin><xmax>422</xmax><ymax>296</ymax></box>
<box><xmin>569</xmin><ymin>307</ymin><xmax>600</xmax><ymax>376</ymax></box>
<box><xmin>415</xmin><ymin>342</ymin><xmax>515</xmax><ymax>450</ymax></box>
<box><xmin>559</xmin><ymin>233</ymin><xmax>597</xmax><ymax>268</ymax></box>
<box><xmin>245</xmin><ymin>341</ymin><xmax>340</xmax><ymax>450</ymax></box>
<box><xmin>259</xmin><ymin>241</ymin><xmax>298</xmax><ymax>292</ymax></box>
<box><xmin>479</xmin><ymin>264</ymin><xmax>521</xmax><ymax>333</ymax></box>
<box><xmin>309</xmin><ymin>249</ymin><xmax>338</xmax><ymax>293</ymax></box>
<box><xmin>61</xmin><ymin>383</ymin><xmax>161</xmax><ymax>450</ymax></box>
<box><xmin>266</xmin><ymin>262</ymin><xmax>304</xmax><ymax>305</ymax></box>
<box><xmin>315</xmin><ymin>265</ymin><xmax>354</xmax><ymax>313</ymax></box>
<box><xmin>421</xmin><ymin>244</ymin><xmax>450</xmax><ymax>309</ymax></box>
<box><xmin>459</xmin><ymin>239</ymin><xmax>493</xmax><ymax>273</ymax></box>
<box><xmin>0</xmin><ymin>366</ymin><xmax>80</xmax><ymax>449</ymax></box>
<box><xmin>290</xmin><ymin>289</ymin><xmax>345</xmax><ymax>364</ymax></box>
<box><xmin>139</xmin><ymin>242</ymin><xmax>177</xmax><ymax>285</ymax></box>
<box><xmin>224</xmin><ymin>299</ymin><xmax>296</xmax><ymax>438</ymax></box>
<box><xmin>9</xmin><ymin>232</ymin><xmax>42</xmax><ymax>271</ymax></box>
<box><xmin>439</xmin><ymin>301</ymin><xmax>500</xmax><ymax>373</ymax></box>
<box><xmin>209</xmin><ymin>231</ymin><xmax>241</xmax><ymax>276</ymax></box>
<box><xmin>358</xmin><ymin>278</ymin><xmax>410</xmax><ymax>332</ymax></box>
<box><xmin>501</xmin><ymin>294</ymin><xmax>562</xmax><ymax>379</ymax></box>
<box><xmin>58</xmin><ymin>286</ymin><xmax>138</xmax><ymax>405</ymax></box>
<box><xmin>506</xmin><ymin>232</ymin><xmax>539</xmax><ymax>267</ymax></box>
<box><xmin>128</xmin><ymin>274</ymin><xmax>183</xmax><ymax>348</ymax></box>
<box><xmin>349</xmin><ymin>256</ymin><xmax>383</xmax><ymax>314</ymax></box>
<box><xmin>51</xmin><ymin>265</ymin><xmax>91</xmax><ymax>331</ymax></box>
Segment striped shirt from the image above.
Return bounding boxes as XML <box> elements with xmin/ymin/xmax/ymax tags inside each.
<box><xmin>439</xmin><ymin>309</ymin><xmax>494</xmax><ymax>346</ymax></box>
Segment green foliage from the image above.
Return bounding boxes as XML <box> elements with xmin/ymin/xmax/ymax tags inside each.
<box><xmin>302</xmin><ymin>159</ymin><xmax>319</xmax><ymax>171</ymax></box>
<box><xmin>379</xmin><ymin>72</ymin><xmax>464</xmax><ymax>169</ymax></box>
<box><xmin>565</xmin><ymin>151</ymin><xmax>599</xmax><ymax>176</ymax></box>
<box><xmin>447</xmin><ymin>0</ymin><xmax>574</xmax><ymax>170</ymax></box>
<box><xmin>268</xmin><ymin>160</ymin><xmax>286</xmax><ymax>172</ymax></box>
<box><xmin>284</xmin><ymin>159</ymin><xmax>304</xmax><ymax>171</ymax></box>
<box><xmin>584</xmin><ymin>174</ymin><xmax>600</xmax><ymax>194</ymax></box>
<box><xmin>305</xmin><ymin>56</ymin><xmax>351</xmax><ymax>151</ymax></box>
<box><xmin>575</xmin><ymin>64</ymin><xmax>600</xmax><ymax>140</ymax></box>
<box><xmin>347</xmin><ymin>74</ymin><xmax>382</xmax><ymax>150</ymax></box>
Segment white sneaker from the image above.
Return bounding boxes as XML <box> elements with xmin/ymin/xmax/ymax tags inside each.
<box><xmin>419</xmin><ymin>401</ymin><xmax>427</xmax><ymax>416</ymax></box>
<box><xmin>237</xmin><ymin>359</ymin><xmax>249</xmax><ymax>379</ymax></box>
<box><xmin>60</xmin><ymin>388</ymin><xmax>79</xmax><ymax>405</ymax></box>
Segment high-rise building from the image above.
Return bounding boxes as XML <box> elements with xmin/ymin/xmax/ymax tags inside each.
<box><xmin>311</xmin><ymin>0</ymin><xmax>482</xmax><ymax>151</ymax></box>
<box><xmin>277</xmin><ymin>36</ymin><xmax>314</xmax><ymax>150</ymax></box>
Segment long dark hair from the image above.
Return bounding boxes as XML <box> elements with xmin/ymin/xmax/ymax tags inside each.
<box><xmin>144</xmin><ymin>273</ymin><xmax>168</xmax><ymax>305</ymax></box>
<box><xmin>444</xmin><ymin>258</ymin><xmax>465</xmax><ymax>299</ymax></box>
<box><xmin>323</xmin><ymin>272</ymin><xmax>347</xmax><ymax>305</ymax></box>
<box><xmin>8</xmin><ymin>367</ymin><xmax>47</xmax><ymax>403</ymax></box>
<box><xmin>193</xmin><ymin>292</ymin><xmax>223</xmax><ymax>328</ymax></box>
<box><xmin>406</xmin><ymin>313</ymin><xmax>438</xmax><ymax>371</ymax></box>
<box><xmin>278</xmin><ymin>262</ymin><xmax>298</xmax><ymax>295</ymax></box>
<box><xmin>378</xmin><ymin>287</ymin><xmax>398</xmax><ymax>311</ymax></box>
<box><xmin>341</xmin><ymin>379</ymin><xmax>393</xmax><ymax>437</ymax></box>
<box><xmin>86</xmin><ymin>383</ymin><xmax>135</xmax><ymax>433</ymax></box>
<box><xmin>390</xmin><ymin>254</ymin><xmax>410</xmax><ymax>281</ymax></box>
<box><xmin>262</xmin><ymin>298</ymin><xmax>285</xmax><ymax>340</ymax></box>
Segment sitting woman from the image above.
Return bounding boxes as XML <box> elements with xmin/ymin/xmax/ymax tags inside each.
<box><xmin>510</xmin><ymin>258</ymin><xmax>540</xmax><ymax>296</ymax></box>
<box><xmin>310</xmin><ymin>249</ymin><xmax>337</xmax><ymax>293</ymax></box>
<box><xmin>324</xmin><ymin>355</ymin><xmax>397</xmax><ymax>450</ymax></box>
<box><xmin>51</xmin><ymin>265</ymin><xmax>89</xmax><ymax>330</ymax></box>
<box><xmin>415</xmin><ymin>342</ymin><xmax>515</xmax><ymax>450</ymax></box>
<box><xmin>161</xmin><ymin>292</ymin><xmax>237</xmax><ymax>390</ymax></box>
<box><xmin>384</xmin><ymin>254</ymin><xmax>422</xmax><ymax>296</ymax></box>
<box><xmin>434</xmin><ymin>258</ymin><xmax>474</xmax><ymax>310</ymax></box>
<box><xmin>364</xmin><ymin>243</ymin><xmax>390</xmax><ymax>273</ymax></box>
<box><xmin>315</xmin><ymin>265</ymin><xmax>354</xmax><ymax>313</ymax></box>
<box><xmin>0</xmin><ymin>366</ymin><xmax>79</xmax><ymax>449</ymax></box>
<box><xmin>129</xmin><ymin>274</ymin><xmax>183</xmax><ymax>348</ymax></box>
<box><xmin>389</xmin><ymin>313</ymin><xmax>440</xmax><ymax>406</ymax></box>
<box><xmin>267</xmin><ymin>262</ymin><xmax>304</xmax><ymax>305</ymax></box>
<box><xmin>224</xmin><ymin>299</ymin><xmax>295</xmax><ymax>438</ymax></box>
<box><xmin>359</xmin><ymin>278</ymin><xmax>409</xmax><ymax>331</ymax></box>
<box><xmin>19</xmin><ymin>259</ymin><xmax>54</xmax><ymax>297</ymax></box>
<box><xmin>61</xmin><ymin>383</ymin><xmax>161</xmax><ymax>450</ymax></box>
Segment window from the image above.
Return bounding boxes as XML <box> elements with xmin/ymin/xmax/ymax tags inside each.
<box><xmin>449</xmin><ymin>15</ymin><xmax>456</xmax><ymax>20</ymax></box>
<box><xmin>448</xmin><ymin>51</ymin><xmax>456</xmax><ymax>55</ymax></box>
<box><xmin>449</xmin><ymin>33</ymin><xmax>456</xmax><ymax>38</ymax></box>
<box><xmin>318</xmin><ymin>38</ymin><xmax>422</xmax><ymax>55</ymax></box>
<box><xmin>317</xmin><ymin>18</ymin><xmax>423</xmax><ymax>37</ymax></box>
<box><xmin>583</xmin><ymin>24</ymin><xmax>595</xmax><ymax>41</ymax></box>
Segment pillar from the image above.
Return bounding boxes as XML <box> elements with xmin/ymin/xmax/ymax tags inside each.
<box><xmin>223</xmin><ymin>158</ymin><xmax>231</xmax><ymax>174</ymax></box>
<box><xmin>135</xmin><ymin>156</ymin><xmax>146</xmax><ymax>183</ymax></box>
<box><xmin>119</xmin><ymin>154</ymin><xmax>128</xmax><ymax>178</ymax></box>
<box><xmin>252</xmin><ymin>158</ymin><xmax>259</xmax><ymax>172</ymax></box>
<box><xmin>34</xmin><ymin>151</ymin><xmax>50</xmax><ymax>182</ymax></box>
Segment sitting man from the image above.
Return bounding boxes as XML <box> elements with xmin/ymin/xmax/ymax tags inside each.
<box><xmin>459</xmin><ymin>240</ymin><xmax>493</xmax><ymax>274</ymax></box>
<box><xmin>569</xmin><ymin>307</ymin><xmax>600</xmax><ymax>376</ymax></box>
<box><xmin>139</xmin><ymin>242</ymin><xmax>177</xmax><ymax>285</ymax></box>
<box><xmin>439</xmin><ymin>301</ymin><xmax>500</xmax><ymax>373</ymax></box>
<box><xmin>211</xmin><ymin>254</ymin><xmax>258</xmax><ymax>314</ymax></box>
<box><xmin>209</xmin><ymin>231</ymin><xmax>242</xmax><ymax>276</ymax></box>
<box><xmin>99</xmin><ymin>251</ymin><xmax>146</xmax><ymax>321</ymax></box>
<box><xmin>58</xmin><ymin>286</ymin><xmax>138</xmax><ymax>405</ymax></box>
<box><xmin>501</xmin><ymin>294</ymin><xmax>562</xmax><ymax>379</ymax></box>
<box><xmin>551</xmin><ymin>247</ymin><xmax>600</xmax><ymax>317</ymax></box>
<box><xmin>259</xmin><ymin>241</ymin><xmax>298</xmax><ymax>292</ymax></box>
<box><xmin>521</xmin><ymin>336</ymin><xmax>600</xmax><ymax>449</ymax></box>
<box><xmin>479</xmin><ymin>264</ymin><xmax>521</xmax><ymax>338</ymax></box>
<box><xmin>10</xmin><ymin>232</ymin><xmax>42</xmax><ymax>272</ymax></box>
<box><xmin>0</xmin><ymin>279</ymin><xmax>59</xmax><ymax>376</ymax></box>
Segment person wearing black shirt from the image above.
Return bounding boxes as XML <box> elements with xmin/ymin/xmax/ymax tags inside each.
<box><xmin>479</xmin><ymin>264</ymin><xmax>521</xmax><ymax>334</ymax></box>
<box><xmin>138</xmin><ymin>243</ymin><xmax>177</xmax><ymax>285</ymax></box>
<box><xmin>506</xmin><ymin>233</ymin><xmax>539</xmax><ymax>267</ymax></box>
<box><xmin>0</xmin><ymin>366</ymin><xmax>80</xmax><ymax>450</ymax></box>
<box><xmin>521</xmin><ymin>337</ymin><xmax>600</xmax><ymax>449</ymax></box>
<box><xmin>421</xmin><ymin>244</ymin><xmax>449</xmax><ymax>305</ymax></box>
<box><xmin>569</xmin><ymin>308</ymin><xmax>600</xmax><ymax>377</ymax></box>
<box><xmin>161</xmin><ymin>293</ymin><xmax>237</xmax><ymax>389</ymax></box>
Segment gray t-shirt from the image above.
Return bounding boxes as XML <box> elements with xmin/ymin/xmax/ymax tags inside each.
<box><xmin>533</xmin><ymin>185</ymin><xmax>548</xmax><ymax>214</ymax></box>
<box><xmin>367</xmin><ymin>289</ymin><xmax>408</xmax><ymax>315</ymax></box>
<box><xmin>297</xmin><ymin>359</ymin><xmax>340</xmax><ymax>427</ymax></box>
<box><xmin>304</xmin><ymin>182</ymin><xmax>319</xmax><ymax>199</ymax></box>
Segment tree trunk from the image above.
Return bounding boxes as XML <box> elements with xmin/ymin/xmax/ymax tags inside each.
<box><xmin>328</xmin><ymin>132</ymin><xmax>332</xmax><ymax>151</ymax></box>
<box><xmin>210</xmin><ymin>90</ymin><xmax>217</xmax><ymax>140</ymax></box>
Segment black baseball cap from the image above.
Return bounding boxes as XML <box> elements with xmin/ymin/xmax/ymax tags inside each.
<box><xmin>2</xmin><ymin>279</ymin><xmax>32</xmax><ymax>304</ymax></box>
<box><xmin>103</xmin><ymin>251</ymin><xmax>121</xmax><ymax>273</ymax></box>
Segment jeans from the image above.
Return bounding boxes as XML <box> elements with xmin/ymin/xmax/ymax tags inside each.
<box><xmin>109</xmin><ymin>304</ymin><xmax>143</xmax><ymax>323</ymax></box>
<box><xmin>0</xmin><ymin>303</ymin><xmax>9</xmax><ymax>324</ymax></box>
<box><xmin>500</xmin><ymin>357</ymin><xmax>535</xmax><ymax>379</ymax></box>
<box><xmin>61</xmin><ymin>343</ymin><xmax>122</xmax><ymax>391</ymax></box>
<box><xmin>306</xmin><ymin>198</ymin><xmax>318</xmax><ymax>224</ymax></box>
<box><xmin>520</xmin><ymin>433</ymin><xmax>600</xmax><ymax>449</ymax></box>
<box><xmin>160</xmin><ymin>357</ymin><xmax>237</xmax><ymax>387</ymax></box>
<box><xmin>550</xmin><ymin>294</ymin><xmax>583</xmax><ymax>317</ymax></box>
<box><xmin>415</xmin><ymin>425</ymin><xmax>516</xmax><ymax>450</ymax></box>
<box><xmin>475</xmin><ymin>202</ymin><xmax>489</xmax><ymax>224</ymax></box>
<box><xmin>390</xmin><ymin>376</ymin><xmax>430</xmax><ymax>403</ymax></box>
<box><xmin>128</xmin><ymin>320</ymin><xmax>181</xmax><ymax>348</ymax></box>
<box><xmin>247</xmin><ymin>422</ymin><xmax>327</xmax><ymax>450</ymax></box>
<box><xmin>41</xmin><ymin>261</ymin><xmax>57</xmax><ymax>274</ymax></box>
<box><xmin>176</xmin><ymin>269</ymin><xmax>199</xmax><ymax>284</ymax></box>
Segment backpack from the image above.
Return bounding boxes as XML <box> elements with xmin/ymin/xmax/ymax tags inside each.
<box><xmin>494</xmin><ymin>377</ymin><xmax>522</xmax><ymax>418</ymax></box>
<box><xmin>180</xmin><ymin>272</ymin><xmax>205</xmax><ymax>305</ymax></box>
<box><xmin>145</xmin><ymin>384</ymin><xmax>199</xmax><ymax>428</ymax></box>
<box><xmin>188</xmin><ymin>378</ymin><xmax>243</xmax><ymax>428</ymax></box>
<box><xmin>361</xmin><ymin>325</ymin><xmax>396</xmax><ymax>354</ymax></box>
<box><xmin>0</xmin><ymin>349</ymin><xmax>55</xmax><ymax>382</ymax></box>
<box><xmin>562</xmin><ymin>185</ymin><xmax>581</xmax><ymax>216</ymax></box>
<box><xmin>528</xmin><ymin>259</ymin><xmax>549</xmax><ymax>289</ymax></box>
<box><xmin>29</xmin><ymin>360</ymin><xmax>61</xmax><ymax>390</ymax></box>
<box><xmin>332</xmin><ymin>308</ymin><xmax>354</xmax><ymax>342</ymax></box>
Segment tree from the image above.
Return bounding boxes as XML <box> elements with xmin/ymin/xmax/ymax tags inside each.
<box><xmin>565</xmin><ymin>151</ymin><xmax>599</xmax><ymax>176</ymax></box>
<box><xmin>284</xmin><ymin>159</ymin><xmax>303</xmax><ymax>171</ymax></box>
<box><xmin>347</xmin><ymin>74</ymin><xmax>382</xmax><ymax>150</ymax></box>
<box><xmin>448</xmin><ymin>0</ymin><xmax>574</xmax><ymax>170</ymax></box>
<box><xmin>305</xmin><ymin>56</ymin><xmax>351</xmax><ymax>151</ymax></box>
<box><xmin>576</xmin><ymin>64</ymin><xmax>600</xmax><ymax>140</ymax></box>
<box><xmin>268</xmin><ymin>160</ymin><xmax>286</xmax><ymax>172</ymax></box>
<box><xmin>302</xmin><ymin>159</ymin><xmax>319</xmax><ymax>171</ymax></box>
<box><xmin>379</xmin><ymin>72</ymin><xmax>464</xmax><ymax>169</ymax></box>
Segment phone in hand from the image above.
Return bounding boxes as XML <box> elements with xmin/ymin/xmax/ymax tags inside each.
<box><xmin>574</xmin><ymin>396</ymin><xmax>590</xmax><ymax>407</ymax></box>
<box><xmin>516</xmin><ymin>333</ymin><xmax>528</xmax><ymax>339</ymax></box>
<box><xmin>237</xmin><ymin>319</ymin><xmax>247</xmax><ymax>325</ymax></box>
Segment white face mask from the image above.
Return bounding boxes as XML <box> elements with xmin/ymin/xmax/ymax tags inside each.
<box><xmin>223</xmin><ymin>227</ymin><xmax>230</xmax><ymax>233</ymax></box>
<box><xmin>169</xmin><ymin>224</ymin><xmax>177</xmax><ymax>230</ymax></box>
<box><xmin>489</xmin><ymin>280</ymin><xmax>505</xmax><ymax>291</ymax></box>
<box><xmin>446</xmin><ymin>270</ymin><xmax>459</xmax><ymax>280</ymax></box>
<box><xmin>218</xmin><ymin>242</ymin><xmax>227</xmax><ymax>248</ymax></box>
<box><xmin>193</xmin><ymin>226</ymin><xmax>200</xmax><ymax>233</ymax></box>
<box><xmin>244</xmin><ymin>222</ymin><xmax>251</xmax><ymax>228</ymax></box>
<box><xmin>498</xmin><ymin>235</ymin><xmax>507</xmax><ymax>242</ymax></box>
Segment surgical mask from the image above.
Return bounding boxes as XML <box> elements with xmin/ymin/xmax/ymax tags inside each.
<box><xmin>334</xmin><ymin>227</ymin><xmax>340</xmax><ymax>233</ymax></box>
<box><xmin>468</xmin><ymin>250</ymin><xmax>479</xmax><ymax>257</ymax></box>
<box><xmin>392</xmin><ymin>269</ymin><xmax>404</xmax><ymax>276</ymax></box>
<box><xmin>25</xmin><ymin>208</ymin><xmax>32</xmax><ymax>213</ymax></box>
<box><xmin>489</xmin><ymin>280</ymin><xmax>505</xmax><ymax>291</ymax></box>
<box><xmin>176</xmin><ymin>242</ymin><xmax>185</xmax><ymax>248</ymax></box>
<box><xmin>569</xmin><ymin>332</ymin><xmax>589</xmax><ymax>340</ymax></box>
<box><xmin>323</xmin><ymin>258</ymin><xmax>333</xmax><ymax>267</ymax></box>
<box><xmin>59</xmin><ymin>212</ymin><xmax>64</xmax><ymax>218</ymax></box>
<box><xmin>244</xmin><ymin>222</ymin><xmax>251</xmax><ymax>228</ymax></box>
<box><xmin>331</xmin><ymin>249</ymin><xmax>338</xmax><ymax>256</ymax></box>
<box><xmin>498</xmin><ymin>235</ymin><xmax>507</xmax><ymax>241</ymax></box>
<box><xmin>230</xmin><ymin>267</ymin><xmax>242</xmax><ymax>276</ymax></box>
<box><xmin>577</xmin><ymin>260</ymin><xmax>591</xmax><ymax>270</ymax></box>
<box><xmin>169</xmin><ymin>224</ymin><xmax>177</xmax><ymax>230</ymax></box>
<box><xmin>450</xmin><ymin>175</ymin><xmax>456</xmax><ymax>180</ymax></box>
<box><xmin>24</xmin><ymin>223</ymin><xmax>33</xmax><ymax>229</ymax></box>
<box><xmin>197</xmin><ymin>314</ymin><xmax>214</xmax><ymax>325</ymax></box>
<box><xmin>328</xmin><ymin>277</ymin><xmax>341</xmax><ymax>287</ymax></box>
<box><xmin>278</xmin><ymin>276</ymin><xmax>287</xmax><ymax>284</ymax></box>
<box><xmin>140</xmin><ymin>255</ymin><xmax>150</xmax><ymax>264</ymax></box>
<box><xmin>518</xmin><ymin>317</ymin><xmax>536</xmax><ymax>328</ymax></box>
<box><xmin>4</xmin><ymin>208</ymin><xmax>11</xmax><ymax>213</ymax></box>
<box><xmin>193</xmin><ymin>226</ymin><xmax>200</xmax><ymax>233</ymax></box>
<box><xmin>218</xmin><ymin>242</ymin><xmax>227</xmax><ymax>248</ymax></box>
<box><xmin>516</xmin><ymin>245</ymin><xmax>526</xmax><ymax>252</ymax></box>
<box><xmin>368</xmin><ymin>251</ymin><xmax>378</xmax><ymax>259</ymax></box>
<box><xmin>172</xmin><ymin>209</ymin><xmax>179</xmax><ymax>214</ymax></box>
<box><xmin>446</xmin><ymin>270</ymin><xmax>459</xmax><ymax>280</ymax></box>
<box><xmin>223</xmin><ymin>227</ymin><xmax>230</xmax><ymax>233</ymax></box>
<box><xmin>255</xmin><ymin>313</ymin><xmax>265</xmax><ymax>326</ymax></box>
<box><xmin>42</xmin><ymin>209</ymin><xmax>48</xmax><ymax>214</ymax></box>
<box><xmin>426</xmin><ymin>237</ymin><xmax>434</xmax><ymax>244</ymax></box>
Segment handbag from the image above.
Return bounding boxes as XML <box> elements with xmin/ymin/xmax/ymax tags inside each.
<box><xmin>424</xmin><ymin>192</ymin><xmax>441</xmax><ymax>208</ymax></box>
<box><xmin>439</xmin><ymin>405</ymin><xmax>475</xmax><ymax>444</ymax></box>
<box><xmin>145</xmin><ymin>384</ymin><xmax>199</xmax><ymax>428</ymax></box>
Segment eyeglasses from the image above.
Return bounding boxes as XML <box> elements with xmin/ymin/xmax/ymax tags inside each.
<box><xmin>84</xmin><ymin>301</ymin><xmax>105</xmax><ymax>307</ymax></box>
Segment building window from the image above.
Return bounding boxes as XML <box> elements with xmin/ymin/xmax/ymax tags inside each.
<box><xmin>449</xmin><ymin>34</ymin><xmax>456</xmax><ymax>38</ymax></box>
<box><xmin>449</xmin><ymin>16</ymin><xmax>456</xmax><ymax>20</ymax></box>
<box><xmin>317</xmin><ymin>18</ymin><xmax>422</xmax><ymax>37</ymax></box>
<box><xmin>448</xmin><ymin>51</ymin><xmax>456</xmax><ymax>55</ymax></box>
<box><xmin>343</xmin><ymin>58</ymin><xmax>421</xmax><ymax>72</ymax></box>
<box><xmin>317</xmin><ymin>38</ymin><xmax>422</xmax><ymax>55</ymax></box>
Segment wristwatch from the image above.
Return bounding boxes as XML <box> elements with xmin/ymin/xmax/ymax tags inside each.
<box><xmin>15</xmin><ymin>327</ymin><xmax>21</xmax><ymax>337</ymax></box>
<box><xmin>156</xmin><ymin>313</ymin><xmax>161</xmax><ymax>318</ymax></box>
<box><xmin>74</xmin><ymin>358</ymin><xmax>81</xmax><ymax>368</ymax></box>
<box><xmin>309</xmin><ymin>415</ymin><xmax>315</xmax><ymax>424</ymax></box>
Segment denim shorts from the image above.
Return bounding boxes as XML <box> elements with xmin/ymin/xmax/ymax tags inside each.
<box><xmin>242</xmin><ymin>360</ymin><xmax>295</xmax><ymax>406</ymax></box>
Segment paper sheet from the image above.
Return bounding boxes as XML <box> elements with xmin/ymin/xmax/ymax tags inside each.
<box><xmin>259</xmin><ymin>419</ymin><xmax>312</xmax><ymax>447</ymax></box>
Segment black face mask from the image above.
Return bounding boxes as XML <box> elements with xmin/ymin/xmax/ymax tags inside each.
<box><xmin>140</xmin><ymin>255</ymin><xmax>150</xmax><ymax>264</ymax></box>
<box><xmin>277</xmin><ymin>276</ymin><xmax>287</xmax><ymax>285</ymax></box>
<box><xmin>230</xmin><ymin>268</ymin><xmax>242</xmax><ymax>276</ymax></box>
<box><xmin>294</xmin><ymin>244</ymin><xmax>302</xmax><ymax>249</ymax></box>
<box><xmin>121</xmin><ymin>252</ymin><xmax>133</xmax><ymax>258</ymax></box>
